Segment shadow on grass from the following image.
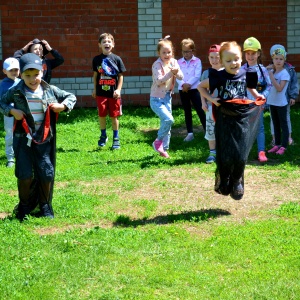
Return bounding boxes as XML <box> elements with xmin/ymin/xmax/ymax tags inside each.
<box><xmin>113</xmin><ymin>208</ymin><xmax>230</xmax><ymax>227</ymax></box>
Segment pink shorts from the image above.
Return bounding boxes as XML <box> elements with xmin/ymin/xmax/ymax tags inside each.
<box><xmin>96</xmin><ymin>96</ymin><xmax>122</xmax><ymax>118</ymax></box>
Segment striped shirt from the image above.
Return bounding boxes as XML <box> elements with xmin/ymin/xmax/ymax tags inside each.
<box><xmin>25</xmin><ymin>86</ymin><xmax>44</xmax><ymax>131</ymax></box>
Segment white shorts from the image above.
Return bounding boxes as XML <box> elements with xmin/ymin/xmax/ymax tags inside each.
<box><xmin>204</xmin><ymin>104</ymin><xmax>215</xmax><ymax>141</ymax></box>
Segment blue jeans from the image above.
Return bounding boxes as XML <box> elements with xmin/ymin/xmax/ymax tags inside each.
<box><xmin>257</xmin><ymin>110</ymin><xmax>265</xmax><ymax>153</ymax></box>
<box><xmin>150</xmin><ymin>92</ymin><xmax>174</xmax><ymax>149</ymax></box>
<box><xmin>4</xmin><ymin>115</ymin><xmax>14</xmax><ymax>162</ymax></box>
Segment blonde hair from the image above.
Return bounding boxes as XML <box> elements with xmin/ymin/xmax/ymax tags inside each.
<box><xmin>219</xmin><ymin>41</ymin><xmax>242</xmax><ymax>60</ymax></box>
<box><xmin>157</xmin><ymin>35</ymin><xmax>175</xmax><ymax>56</ymax></box>
<box><xmin>98</xmin><ymin>33</ymin><xmax>114</xmax><ymax>43</ymax></box>
<box><xmin>180</xmin><ymin>38</ymin><xmax>195</xmax><ymax>50</ymax></box>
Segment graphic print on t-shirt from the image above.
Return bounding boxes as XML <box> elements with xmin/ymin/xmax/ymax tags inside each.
<box><xmin>97</xmin><ymin>64</ymin><xmax>116</xmax><ymax>92</ymax></box>
<box><xmin>219</xmin><ymin>80</ymin><xmax>246</xmax><ymax>100</ymax></box>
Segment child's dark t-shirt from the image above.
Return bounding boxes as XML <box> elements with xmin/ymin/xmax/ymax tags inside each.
<box><xmin>92</xmin><ymin>53</ymin><xmax>126</xmax><ymax>98</ymax></box>
<box><xmin>209</xmin><ymin>68</ymin><xmax>257</xmax><ymax>102</ymax></box>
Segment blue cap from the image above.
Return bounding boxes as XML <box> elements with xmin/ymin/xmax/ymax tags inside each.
<box><xmin>19</xmin><ymin>53</ymin><xmax>43</xmax><ymax>73</ymax></box>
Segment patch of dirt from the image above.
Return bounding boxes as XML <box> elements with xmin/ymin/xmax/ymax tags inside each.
<box><xmin>11</xmin><ymin>165</ymin><xmax>299</xmax><ymax>236</ymax></box>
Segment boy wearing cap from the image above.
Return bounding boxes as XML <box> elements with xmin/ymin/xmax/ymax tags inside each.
<box><xmin>0</xmin><ymin>53</ymin><xmax>76</xmax><ymax>220</ymax></box>
<box><xmin>200</xmin><ymin>44</ymin><xmax>222</xmax><ymax>163</ymax></box>
<box><xmin>177</xmin><ymin>38</ymin><xmax>206</xmax><ymax>142</ymax></box>
<box><xmin>0</xmin><ymin>57</ymin><xmax>21</xmax><ymax>167</ymax></box>
<box><xmin>268</xmin><ymin>44</ymin><xmax>299</xmax><ymax>146</ymax></box>
<box><xmin>14</xmin><ymin>38</ymin><xmax>64</xmax><ymax>84</ymax></box>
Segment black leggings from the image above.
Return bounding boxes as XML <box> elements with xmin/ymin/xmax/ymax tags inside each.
<box><xmin>179</xmin><ymin>89</ymin><xmax>206</xmax><ymax>133</ymax></box>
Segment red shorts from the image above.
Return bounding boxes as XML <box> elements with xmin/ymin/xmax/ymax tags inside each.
<box><xmin>96</xmin><ymin>96</ymin><xmax>122</xmax><ymax>118</ymax></box>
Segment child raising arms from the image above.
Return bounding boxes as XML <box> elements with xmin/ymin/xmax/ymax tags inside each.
<box><xmin>150</xmin><ymin>36</ymin><xmax>183</xmax><ymax>158</ymax></box>
<box><xmin>198</xmin><ymin>41</ymin><xmax>265</xmax><ymax>200</ymax></box>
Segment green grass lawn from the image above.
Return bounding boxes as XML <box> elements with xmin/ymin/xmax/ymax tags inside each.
<box><xmin>0</xmin><ymin>105</ymin><xmax>299</xmax><ymax>299</ymax></box>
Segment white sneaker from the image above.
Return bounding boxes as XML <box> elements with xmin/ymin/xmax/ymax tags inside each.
<box><xmin>184</xmin><ymin>133</ymin><xmax>194</xmax><ymax>142</ymax></box>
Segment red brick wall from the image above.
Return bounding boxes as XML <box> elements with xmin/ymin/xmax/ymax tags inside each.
<box><xmin>1</xmin><ymin>0</ymin><xmax>298</xmax><ymax>105</ymax></box>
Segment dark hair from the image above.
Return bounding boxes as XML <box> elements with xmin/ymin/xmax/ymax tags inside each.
<box><xmin>28</xmin><ymin>38</ymin><xmax>49</xmax><ymax>58</ymax></box>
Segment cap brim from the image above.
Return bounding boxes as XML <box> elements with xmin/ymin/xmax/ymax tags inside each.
<box><xmin>21</xmin><ymin>63</ymin><xmax>43</xmax><ymax>72</ymax></box>
<box><xmin>243</xmin><ymin>48</ymin><xmax>259</xmax><ymax>51</ymax></box>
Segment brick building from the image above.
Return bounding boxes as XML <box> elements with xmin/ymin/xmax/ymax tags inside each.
<box><xmin>0</xmin><ymin>0</ymin><xmax>299</xmax><ymax>106</ymax></box>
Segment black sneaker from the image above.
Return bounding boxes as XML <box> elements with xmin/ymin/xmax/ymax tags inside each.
<box><xmin>112</xmin><ymin>137</ymin><xmax>120</xmax><ymax>150</ymax></box>
<box><xmin>98</xmin><ymin>135</ymin><xmax>108</xmax><ymax>147</ymax></box>
<box><xmin>40</xmin><ymin>204</ymin><xmax>54</xmax><ymax>219</ymax></box>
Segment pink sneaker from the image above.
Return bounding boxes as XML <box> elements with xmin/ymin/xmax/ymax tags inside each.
<box><xmin>160</xmin><ymin>151</ymin><xmax>170</xmax><ymax>158</ymax></box>
<box><xmin>152</xmin><ymin>139</ymin><xmax>164</xmax><ymax>154</ymax></box>
<box><xmin>276</xmin><ymin>147</ymin><xmax>286</xmax><ymax>155</ymax></box>
<box><xmin>258</xmin><ymin>151</ymin><xmax>268</xmax><ymax>162</ymax></box>
<box><xmin>268</xmin><ymin>145</ymin><xmax>280</xmax><ymax>153</ymax></box>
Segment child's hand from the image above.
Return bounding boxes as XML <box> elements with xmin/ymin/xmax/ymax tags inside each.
<box><xmin>170</xmin><ymin>67</ymin><xmax>179</xmax><ymax>76</ymax></box>
<box><xmin>202</xmin><ymin>102</ymin><xmax>208</xmax><ymax>112</ymax></box>
<box><xmin>41</xmin><ymin>40</ymin><xmax>52</xmax><ymax>51</ymax></box>
<box><xmin>209</xmin><ymin>97</ymin><xmax>220</xmax><ymax>106</ymax></box>
<box><xmin>10</xmin><ymin>108</ymin><xmax>25</xmax><ymax>120</ymax></box>
<box><xmin>290</xmin><ymin>98</ymin><xmax>296</xmax><ymax>106</ymax></box>
<box><xmin>266</xmin><ymin>64</ymin><xmax>274</xmax><ymax>71</ymax></box>
<box><xmin>182</xmin><ymin>83</ymin><xmax>191</xmax><ymax>92</ymax></box>
<box><xmin>49</xmin><ymin>103</ymin><xmax>66</xmax><ymax>113</ymax></box>
<box><xmin>22</xmin><ymin>41</ymin><xmax>33</xmax><ymax>52</ymax></box>
<box><xmin>113</xmin><ymin>89</ymin><xmax>121</xmax><ymax>99</ymax></box>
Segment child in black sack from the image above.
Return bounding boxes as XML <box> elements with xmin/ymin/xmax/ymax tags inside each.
<box><xmin>198</xmin><ymin>41</ymin><xmax>265</xmax><ymax>200</ymax></box>
<box><xmin>0</xmin><ymin>53</ymin><xmax>76</xmax><ymax>220</ymax></box>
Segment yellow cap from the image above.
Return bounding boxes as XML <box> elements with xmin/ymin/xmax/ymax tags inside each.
<box><xmin>243</xmin><ymin>37</ymin><xmax>261</xmax><ymax>51</ymax></box>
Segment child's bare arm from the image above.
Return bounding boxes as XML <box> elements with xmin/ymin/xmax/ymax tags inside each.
<box><xmin>197</xmin><ymin>79</ymin><xmax>220</xmax><ymax>106</ymax></box>
<box><xmin>49</xmin><ymin>103</ymin><xmax>66</xmax><ymax>113</ymax></box>
<box><xmin>248</xmin><ymin>88</ymin><xmax>265</xmax><ymax>99</ymax></box>
<box><xmin>92</xmin><ymin>72</ymin><xmax>97</xmax><ymax>98</ymax></box>
<box><xmin>113</xmin><ymin>73</ymin><xmax>123</xmax><ymax>99</ymax></box>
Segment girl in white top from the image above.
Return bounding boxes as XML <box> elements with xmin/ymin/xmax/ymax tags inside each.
<box><xmin>267</xmin><ymin>47</ymin><xmax>290</xmax><ymax>155</ymax></box>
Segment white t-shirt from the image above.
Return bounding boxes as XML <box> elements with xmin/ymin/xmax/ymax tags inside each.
<box><xmin>267</xmin><ymin>69</ymin><xmax>290</xmax><ymax>107</ymax></box>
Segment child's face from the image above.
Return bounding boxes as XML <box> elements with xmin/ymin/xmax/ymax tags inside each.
<box><xmin>99</xmin><ymin>37</ymin><xmax>114</xmax><ymax>55</ymax></box>
<box><xmin>21</xmin><ymin>69</ymin><xmax>43</xmax><ymax>92</ymax></box>
<box><xmin>182</xmin><ymin>45</ymin><xmax>193</xmax><ymax>61</ymax></box>
<box><xmin>245</xmin><ymin>50</ymin><xmax>259</xmax><ymax>66</ymax></box>
<box><xmin>3</xmin><ymin>68</ymin><xmax>20</xmax><ymax>81</ymax></box>
<box><xmin>272</xmin><ymin>54</ymin><xmax>285</xmax><ymax>69</ymax></box>
<box><xmin>158</xmin><ymin>44</ymin><xmax>173</xmax><ymax>64</ymax></box>
<box><xmin>221</xmin><ymin>47</ymin><xmax>242</xmax><ymax>75</ymax></box>
<box><xmin>30</xmin><ymin>44</ymin><xmax>43</xmax><ymax>58</ymax></box>
<box><xmin>208</xmin><ymin>52</ymin><xmax>222</xmax><ymax>70</ymax></box>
